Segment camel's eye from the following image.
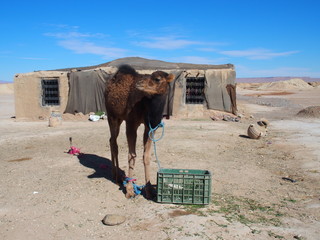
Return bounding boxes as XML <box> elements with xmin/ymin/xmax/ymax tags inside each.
<box><xmin>154</xmin><ymin>77</ymin><xmax>161</xmax><ymax>82</ymax></box>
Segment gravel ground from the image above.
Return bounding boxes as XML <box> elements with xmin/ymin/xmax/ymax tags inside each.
<box><xmin>1</xmin><ymin>86</ymin><xmax>320</xmax><ymax>240</ymax></box>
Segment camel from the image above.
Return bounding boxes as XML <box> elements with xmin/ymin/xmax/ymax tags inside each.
<box><xmin>105</xmin><ymin>65</ymin><xmax>174</xmax><ymax>199</ymax></box>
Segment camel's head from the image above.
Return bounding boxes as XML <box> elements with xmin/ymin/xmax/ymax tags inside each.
<box><xmin>136</xmin><ymin>71</ymin><xmax>175</xmax><ymax>95</ymax></box>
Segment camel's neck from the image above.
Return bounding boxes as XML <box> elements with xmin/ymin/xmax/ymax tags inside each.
<box><xmin>145</xmin><ymin>94</ymin><xmax>167</xmax><ymax>129</ymax></box>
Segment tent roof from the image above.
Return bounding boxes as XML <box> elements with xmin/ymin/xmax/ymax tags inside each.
<box><xmin>53</xmin><ymin>57</ymin><xmax>234</xmax><ymax>71</ymax></box>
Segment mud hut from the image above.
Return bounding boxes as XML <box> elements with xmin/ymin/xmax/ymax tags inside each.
<box><xmin>14</xmin><ymin>57</ymin><xmax>237</xmax><ymax>120</ymax></box>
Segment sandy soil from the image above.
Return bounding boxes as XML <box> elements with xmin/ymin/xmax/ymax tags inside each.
<box><xmin>0</xmin><ymin>83</ymin><xmax>319</xmax><ymax>240</ymax></box>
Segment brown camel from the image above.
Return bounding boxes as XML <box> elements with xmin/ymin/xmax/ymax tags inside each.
<box><xmin>105</xmin><ymin>65</ymin><xmax>174</xmax><ymax>199</ymax></box>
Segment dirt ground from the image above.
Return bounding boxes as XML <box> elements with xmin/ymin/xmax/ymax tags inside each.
<box><xmin>0</xmin><ymin>84</ymin><xmax>319</xmax><ymax>240</ymax></box>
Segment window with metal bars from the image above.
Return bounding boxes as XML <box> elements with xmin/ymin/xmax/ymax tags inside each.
<box><xmin>185</xmin><ymin>77</ymin><xmax>205</xmax><ymax>104</ymax></box>
<box><xmin>41</xmin><ymin>78</ymin><xmax>60</xmax><ymax>106</ymax></box>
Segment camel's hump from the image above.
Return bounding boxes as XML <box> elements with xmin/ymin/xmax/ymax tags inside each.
<box><xmin>117</xmin><ymin>65</ymin><xmax>137</xmax><ymax>75</ymax></box>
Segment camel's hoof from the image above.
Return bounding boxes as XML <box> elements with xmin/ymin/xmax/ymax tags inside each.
<box><xmin>125</xmin><ymin>192</ymin><xmax>136</xmax><ymax>199</ymax></box>
<box><xmin>125</xmin><ymin>182</ymin><xmax>135</xmax><ymax>199</ymax></box>
<box><xmin>145</xmin><ymin>191</ymin><xmax>153</xmax><ymax>200</ymax></box>
<box><xmin>145</xmin><ymin>184</ymin><xmax>156</xmax><ymax>200</ymax></box>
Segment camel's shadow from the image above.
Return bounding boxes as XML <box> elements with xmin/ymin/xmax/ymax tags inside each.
<box><xmin>77</xmin><ymin>153</ymin><xmax>125</xmax><ymax>184</ymax></box>
<box><xmin>77</xmin><ymin>153</ymin><xmax>156</xmax><ymax>200</ymax></box>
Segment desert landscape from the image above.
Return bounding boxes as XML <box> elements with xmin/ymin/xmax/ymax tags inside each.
<box><xmin>0</xmin><ymin>79</ymin><xmax>320</xmax><ymax>240</ymax></box>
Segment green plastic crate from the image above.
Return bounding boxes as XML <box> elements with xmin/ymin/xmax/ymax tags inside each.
<box><xmin>156</xmin><ymin>168</ymin><xmax>212</xmax><ymax>205</ymax></box>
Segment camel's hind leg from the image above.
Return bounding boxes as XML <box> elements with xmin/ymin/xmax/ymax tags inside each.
<box><xmin>125</xmin><ymin>121</ymin><xmax>139</xmax><ymax>198</ymax></box>
<box><xmin>108</xmin><ymin>117</ymin><xmax>122</xmax><ymax>184</ymax></box>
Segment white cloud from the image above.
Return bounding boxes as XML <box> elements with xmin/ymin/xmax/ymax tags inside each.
<box><xmin>58</xmin><ymin>39</ymin><xmax>127</xmax><ymax>59</ymax></box>
<box><xmin>45</xmin><ymin>28</ymin><xmax>126</xmax><ymax>59</ymax></box>
<box><xmin>44</xmin><ymin>31</ymin><xmax>106</xmax><ymax>39</ymax></box>
<box><xmin>220</xmin><ymin>48</ymin><xmax>299</xmax><ymax>60</ymax></box>
<box><xmin>134</xmin><ymin>36</ymin><xmax>205</xmax><ymax>50</ymax></box>
<box><xmin>134</xmin><ymin>35</ymin><xmax>227</xmax><ymax>50</ymax></box>
<box><xmin>197</xmin><ymin>48</ymin><xmax>218</xmax><ymax>52</ymax></box>
<box><xmin>169</xmin><ymin>56</ymin><xmax>229</xmax><ymax>65</ymax></box>
<box><xmin>44</xmin><ymin>24</ymin><xmax>80</xmax><ymax>31</ymax></box>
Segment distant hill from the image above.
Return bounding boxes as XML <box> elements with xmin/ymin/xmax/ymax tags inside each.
<box><xmin>54</xmin><ymin>57</ymin><xmax>234</xmax><ymax>71</ymax></box>
<box><xmin>0</xmin><ymin>82</ymin><xmax>14</xmax><ymax>94</ymax></box>
<box><xmin>236</xmin><ymin>77</ymin><xmax>320</xmax><ymax>83</ymax></box>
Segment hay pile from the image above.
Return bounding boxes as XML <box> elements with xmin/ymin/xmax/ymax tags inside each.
<box><xmin>257</xmin><ymin>78</ymin><xmax>313</xmax><ymax>91</ymax></box>
<box><xmin>296</xmin><ymin>106</ymin><xmax>320</xmax><ymax>118</ymax></box>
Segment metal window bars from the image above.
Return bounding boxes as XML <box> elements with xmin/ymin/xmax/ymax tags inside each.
<box><xmin>41</xmin><ymin>78</ymin><xmax>60</xmax><ymax>106</ymax></box>
<box><xmin>185</xmin><ymin>77</ymin><xmax>205</xmax><ymax>104</ymax></box>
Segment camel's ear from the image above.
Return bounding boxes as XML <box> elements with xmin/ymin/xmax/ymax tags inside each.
<box><xmin>167</xmin><ymin>74</ymin><xmax>175</xmax><ymax>83</ymax></box>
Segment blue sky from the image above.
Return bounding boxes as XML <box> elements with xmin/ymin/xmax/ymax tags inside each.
<box><xmin>1</xmin><ymin>0</ymin><xmax>320</xmax><ymax>82</ymax></box>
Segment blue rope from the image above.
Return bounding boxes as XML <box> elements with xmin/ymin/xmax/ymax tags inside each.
<box><xmin>148</xmin><ymin>121</ymin><xmax>165</xmax><ymax>169</ymax></box>
<box><xmin>148</xmin><ymin>121</ymin><xmax>165</xmax><ymax>142</ymax></box>
<box><xmin>123</xmin><ymin>177</ymin><xmax>145</xmax><ymax>195</ymax></box>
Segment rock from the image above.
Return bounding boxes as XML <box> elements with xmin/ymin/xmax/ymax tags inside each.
<box><xmin>257</xmin><ymin>118</ymin><xmax>269</xmax><ymax>128</ymax></box>
<box><xmin>48</xmin><ymin>111</ymin><xmax>62</xmax><ymax>127</ymax></box>
<box><xmin>210</xmin><ymin>116</ymin><xmax>220</xmax><ymax>121</ymax></box>
<box><xmin>102</xmin><ymin>214</ymin><xmax>126</xmax><ymax>226</ymax></box>
<box><xmin>222</xmin><ymin>115</ymin><xmax>240</xmax><ymax>122</ymax></box>
<box><xmin>48</xmin><ymin>116</ymin><xmax>61</xmax><ymax>127</ymax></box>
<box><xmin>223</xmin><ymin>115</ymin><xmax>232</xmax><ymax>121</ymax></box>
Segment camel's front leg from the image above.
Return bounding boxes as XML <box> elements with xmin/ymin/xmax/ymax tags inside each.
<box><xmin>108</xmin><ymin>117</ymin><xmax>122</xmax><ymax>184</ymax></box>
<box><xmin>143</xmin><ymin>128</ymin><xmax>156</xmax><ymax>199</ymax></box>
<box><xmin>125</xmin><ymin>122</ymin><xmax>139</xmax><ymax>198</ymax></box>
